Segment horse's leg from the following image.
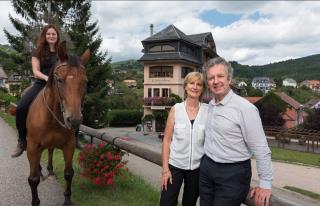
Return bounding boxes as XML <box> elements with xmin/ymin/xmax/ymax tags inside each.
<box><xmin>62</xmin><ymin>142</ymin><xmax>75</xmax><ymax>206</ymax></box>
<box><xmin>47</xmin><ymin>148</ymin><xmax>55</xmax><ymax>180</ymax></box>
<box><xmin>27</xmin><ymin>143</ymin><xmax>41</xmax><ymax>206</ymax></box>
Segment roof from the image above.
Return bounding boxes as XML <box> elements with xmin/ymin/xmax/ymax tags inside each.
<box><xmin>244</xmin><ymin>97</ymin><xmax>263</xmax><ymax>104</ymax></box>
<box><xmin>252</xmin><ymin>77</ymin><xmax>275</xmax><ymax>84</ymax></box>
<box><xmin>138</xmin><ymin>52</ymin><xmax>201</xmax><ymax>65</ymax></box>
<box><xmin>0</xmin><ymin>67</ymin><xmax>7</xmax><ymax>79</ymax></box>
<box><xmin>142</xmin><ymin>24</ymin><xmax>196</xmax><ymax>45</ymax></box>
<box><xmin>304</xmin><ymin>98</ymin><xmax>320</xmax><ymax>108</ymax></box>
<box><xmin>274</xmin><ymin>92</ymin><xmax>302</xmax><ymax>110</ymax></box>
<box><xmin>187</xmin><ymin>32</ymin><xmax>212</xmax><ymax>46</ymax></box>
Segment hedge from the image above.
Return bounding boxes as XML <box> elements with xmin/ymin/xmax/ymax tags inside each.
<box><xmin>106</xmin><ymin>109</ymin><xmax>143</xmax><ymax>127</ymax></box>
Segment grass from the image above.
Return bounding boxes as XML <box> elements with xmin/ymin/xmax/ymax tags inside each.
<box><xmin>0</xmin><ymin>111</ymin><xmax>15</xmax><ymax>128</ymax></box>
<box><xmin>284</xmin><ymin>186</ymin><xmax>320</xmax><ymax>200</ymax></box>
<box><xmin>41</xmin><ymin>149</ymin><xmax>160</xmax><ymax>206</ymax></box>
<box><xmin>270</xmin><ymin>147</ymin><xmax>320</xmax><ymax>167</ymax></box>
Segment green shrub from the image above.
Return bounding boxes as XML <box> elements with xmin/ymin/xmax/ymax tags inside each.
<box><xmin>106</xmin><ymin>109</ymin><xmax>143</xmax><ymax>127</ymax></box>
<box><xmin>0</xmin><ymin>91</ymin><xmax>18</xmax><ymax>107</ymax></box>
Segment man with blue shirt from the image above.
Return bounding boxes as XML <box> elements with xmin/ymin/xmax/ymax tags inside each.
<box><xmin>199</xmin><ymin>57</ymin><xmax>273</xmax><ymax>206</ymax></box>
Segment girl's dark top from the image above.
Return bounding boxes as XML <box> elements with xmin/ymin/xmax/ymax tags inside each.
<box><xmin>32</xmin><ymin>49</ymin><xmax>58</xmax><ymax>85</ymax></box>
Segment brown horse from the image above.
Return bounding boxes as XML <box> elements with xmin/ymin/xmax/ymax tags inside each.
<box><xmin>26</xmin><ymin>42</ymin><xmax>89</xmax><ymax>206</ymax></box>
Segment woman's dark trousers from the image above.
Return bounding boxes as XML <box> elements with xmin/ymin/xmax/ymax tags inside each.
<box><xmin>160</xmin><ymin>164</ymin><xmax>200</xmax><ymax>206</ymax></box>
<box><xmin>16</xmin><ymin>82</ymin><xmax>45</xmax><ymax>140</ymax></box>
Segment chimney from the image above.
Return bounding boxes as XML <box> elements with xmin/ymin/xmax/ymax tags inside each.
<box><xmin>150</xmin><ymin>24</ymin><xmax>154</xmax><ymax>36</ymax></box>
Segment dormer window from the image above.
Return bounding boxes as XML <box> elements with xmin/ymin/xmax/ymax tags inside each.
<box><xmin>149</xmin><ymin>45</ymin><xmax>175</xmax><ymax>53</ymax></box>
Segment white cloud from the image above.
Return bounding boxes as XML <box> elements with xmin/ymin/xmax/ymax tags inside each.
<box><xmin>1</xmin><ymin>1</ymin><xmax>320</xmax><ymax>65</ymax></box>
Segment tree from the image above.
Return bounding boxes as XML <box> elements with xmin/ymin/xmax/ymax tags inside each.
<box><xmin>304</xmin><ymin>108</ymin><xmax>320</xmax><ymax>130</ymax></box>
<box><xmin>255</xmin><ymin>92</ymin><xmax>287</xmax><ymax>126</ymax></box>
<box><xmin>4</xmin><ymin>0</ymin><xmax>112</xmax><ymax>127</ymax></box>
<box><xmin>245</xmin><ymin>85</ymin><xmax>263</xmax><ymax>97</ymax></box>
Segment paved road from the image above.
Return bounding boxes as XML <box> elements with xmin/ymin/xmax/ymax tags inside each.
<box><xmin>0</xmin><ymin>117</ymin><xmax>64</xmax><ymax>206</ymax></box>
<box><xmin>100</xmin><ymin>127</ymin><xmax>320</xmax><ymax>194</ymax></box>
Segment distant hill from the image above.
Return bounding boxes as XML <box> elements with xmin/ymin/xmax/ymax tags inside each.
<box><xmin>111</xmin><ymin>55</ymin><xmax>320</xmax><ymax>83</ymax></box>
<box><xmin>232</xmin><ymin>54</ymin><xmax>320</xmax><ymax>82</ymax></box>
<box><xmin>111</xmin><ymin>59</ymin><xmax>143</xmax><ymax>71</ymax></box>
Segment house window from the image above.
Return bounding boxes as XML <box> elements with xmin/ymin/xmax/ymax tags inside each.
<box><xmin>153</xmin><ymin>88</ymin><xmax>160</xmax><ymax>97</ymax></box>
<box><xmin>149</xmin><ymin>45</ymin><xmax>175</xmax><ymax>52</ymax></box>
<box><xmin>162</xmin><ymin>88</ymin><xmax>170</xmax><ymax>97</ymax></box>
<box><xmin>148</xmin><ymin>88</ymin><xmax>152</xmax><ymax>97</ymax></box>
<box><xmin>181</xmin><ymin>67</ymin><xmax>194</xmax><ymax>78</ymax></box>
<box><xmin>149</xmin><ymin>66</ymin><xmax>173</xmax><ymax>78</ymax></box>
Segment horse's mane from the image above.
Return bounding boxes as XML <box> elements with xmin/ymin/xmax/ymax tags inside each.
<box><xmin>47</xmin><ymin>53</ymin><xmax>81</xmax><ymax>88</ymax></box>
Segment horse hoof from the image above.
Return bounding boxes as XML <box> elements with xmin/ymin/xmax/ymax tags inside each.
<box><xmin>63</xmin><ymin>201</ymin><xmax>74</xmax><ymax>206</ymax></box>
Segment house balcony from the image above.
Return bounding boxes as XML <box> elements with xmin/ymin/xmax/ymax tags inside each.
<box><xmin>143</xmin><ymin>97</ymin><xmax>175</xmax><ymax>109</ymax></box>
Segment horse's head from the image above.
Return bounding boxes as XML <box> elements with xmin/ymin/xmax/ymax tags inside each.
<box><xmin>48</xmin><ymin>41</ymin><xmax>90</xmax><ymax>130</ymax></box>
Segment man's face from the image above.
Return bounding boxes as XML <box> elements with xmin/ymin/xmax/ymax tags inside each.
<box><xmin>207</xmin><ymin>64</ymin><xmax>231</xmax><ymax>101</ymax></box>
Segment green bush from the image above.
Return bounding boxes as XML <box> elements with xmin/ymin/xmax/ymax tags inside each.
<box><xmin>106</xmin><ymin>109</ymin><xmax>143</xmax><ymax>127</ymax></box>
<box><xmin>0</xmin><ymin>91</ymin><xmax>18</xmax><ymax>107</ymax></box>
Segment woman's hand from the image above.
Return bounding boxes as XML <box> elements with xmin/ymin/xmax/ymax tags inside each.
<box><xmin>161</xmin><ymin>170</ymin><xmax>172</xmax><ymax>191</ymax></box>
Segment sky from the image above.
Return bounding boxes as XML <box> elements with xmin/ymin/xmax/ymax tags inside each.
<box><xmin>0</xmin><ymin>1</ymin><xmax>320</xmax><ymax>65</ymax></box>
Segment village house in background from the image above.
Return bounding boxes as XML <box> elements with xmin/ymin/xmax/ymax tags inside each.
<box><xmin>245</xmin><ymin>92</ymin><xmax>307</xmax><ymax>129</ymax></box>
<box><xmin>138</xmin><ymin>24</ymin><xmax>217</xmax><ymax>132</ymax></box>
<box><xmin>304</xmin><ymin>98</ymin><xmax>320</xmax><ymax>109</ymax></box>
<box><xmin>0</xmin><ymin>65</ymin><xmax>7</xmax><ymax>90</ymax></box>
<box><xmin>251</xmin><ymin>77</ymin><xmax>276</xmax><ymax>94</ymax></box>
<box><xmin>123</xmin><ymin>79</ymin><xmax>137</xmax><ymax>88</ymax></box>
<box><xmin>300</xmin><ymin>80</ymin><xmax>320</xmax><ymax>92</ymax></box>
<box><xmin>282</xmin><ymin>78</ymin><xmax>297</xmax><ymax>88</ymax></box>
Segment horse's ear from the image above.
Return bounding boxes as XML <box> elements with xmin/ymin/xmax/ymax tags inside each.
<box><xmin>58</xmin><ymin>41</ymin><xmax>68</xmax><ymax>62</ymax></box>
<box><xmin>80</xmin><ymin>49</ymin><xmax>90</xmax><ymax>65</ymax></box>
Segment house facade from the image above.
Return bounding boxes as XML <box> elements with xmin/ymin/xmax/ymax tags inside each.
<box><xmin>138</xmin><ymin>24</ymin><xmax>217</xmax><ymax>132</ymax></box>
<box><xmin>282</xmin><ymin>78</ymin><xmax>297</xmax><ymax>87</ymax></box>
<box><xmin>300</xmin><ymin>80</ymin><xmax>320</xmax><ymax>92</ymax></box>
<box><xmin>251</xmin><ymin>77</ymin><xmax>276</xmax><ymax>94</ymax></box>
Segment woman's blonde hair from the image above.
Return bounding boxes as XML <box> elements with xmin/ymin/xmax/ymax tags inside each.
<box><xmin>184</xmin><ymin>71</ymin><xmax>206</xmax><ymax>100</ymax></box>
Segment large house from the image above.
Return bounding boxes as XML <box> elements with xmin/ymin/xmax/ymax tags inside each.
<box><xmin>138</xmin><ymin>24</ymin><xmax>217</xmax><ymax>132</ymax></box>
<box><xmin>251</xmin><ymin>77</ymin><xmax>276</xmax><ymax>94</ymax></box>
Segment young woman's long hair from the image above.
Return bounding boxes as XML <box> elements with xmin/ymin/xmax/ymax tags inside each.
<box><xmin>35</xmin><ymin>24</ymin><xmax>60</xmax><ymax>61</ymax></box>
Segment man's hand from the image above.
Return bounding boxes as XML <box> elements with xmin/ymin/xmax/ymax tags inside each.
<box><xmin>249</xmin><ymin>186</ymin><xmax>272</xmax><ymax>206</ymax></box>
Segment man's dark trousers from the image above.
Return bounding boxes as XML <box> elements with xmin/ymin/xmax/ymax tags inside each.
<box><xmin>199</xmin><ymin>155</ymin><xmax>251</xmax><ymax>206</ymax></box>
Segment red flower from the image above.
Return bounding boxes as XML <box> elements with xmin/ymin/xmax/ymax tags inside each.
<box><xmin>106</xmin><ymin>177</ymin><xmax>113</xmax><ymax>185</ymax></box>
<box><xmin>107</xmin><ymin>151</ymin><xmax>113</xmax><ymax>161</ymax></box>
<box><xmin>94</xmin><ymin>177</ymin><xmax>102</xmax><ymax>185</ymax></box>
<box><xmin>78</xmin><ymin>143</ymin><xmax>128</xmax><ymax>187</ymax></box>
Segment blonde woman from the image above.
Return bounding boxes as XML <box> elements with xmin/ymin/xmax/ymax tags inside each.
<box><xmin>160</xmin><ymin>72</ymin><xmax>208</xmax><ymax>206</ymax></box>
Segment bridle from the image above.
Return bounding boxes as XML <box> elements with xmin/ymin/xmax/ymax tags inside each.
<box><xmin>42</xmin><ymin>63</ymin><xmax>85</xmax><ymax>129</ymax></box>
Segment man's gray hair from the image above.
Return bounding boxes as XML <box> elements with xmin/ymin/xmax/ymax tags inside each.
<box><xmin>204</xmin><ymin>57</ymin><xmax>233</xmax><ymax>80</ymax></box>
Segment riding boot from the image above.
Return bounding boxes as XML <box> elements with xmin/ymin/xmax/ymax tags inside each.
<box><xmin>11</xmin><ymin>138</ymin><xmax>27</xmax><ymax>158</ymax></box>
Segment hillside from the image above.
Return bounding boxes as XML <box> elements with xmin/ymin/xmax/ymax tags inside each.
<box><xmin>111</xmin><ymin>59</ymin><xmax>143</xmax><ymax>71</ymax></box>
<box><xmin>232</xmin><ymin>54</ymin><xmax>320</xmax><ymax>82</ymax></box>
<box><xmin>112</xmin><ymin>54</ymin><xmax>320</xmax><ymax>83</ymax></box>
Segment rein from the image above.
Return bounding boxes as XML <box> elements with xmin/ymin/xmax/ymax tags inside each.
<box><xmin>42</xmin><ymin>88</ymin><xmax>67</xmax><ymax>128</ymax></box>
<box><xmin>42</xmin><ymin>63</ymin><xmax>68</xmax><ymax>129</ymax></box>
